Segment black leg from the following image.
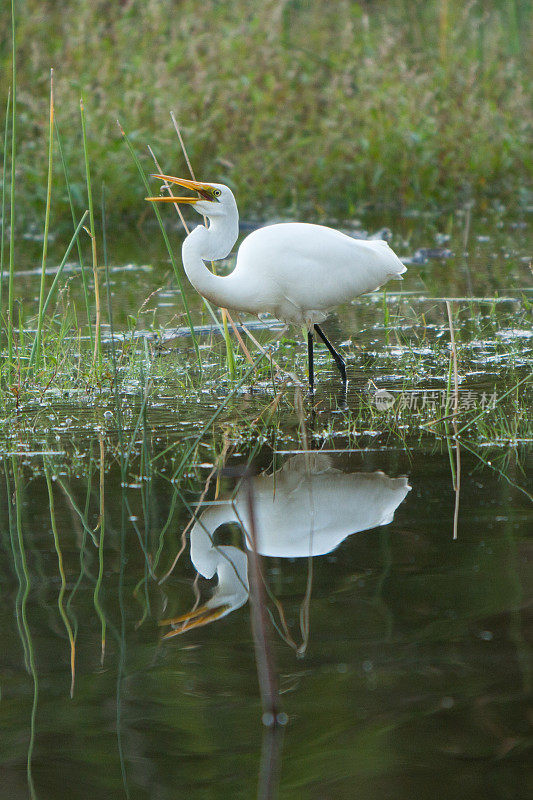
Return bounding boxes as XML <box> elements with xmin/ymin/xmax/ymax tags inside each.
<box><xmin>307</xmin><ymin>329</ymin><xmax>314</xmax><ymax>393</ymax></box>
<box><xmin>314</xmin><ymin>324</ymin><xmax>347</xmax><ymax>386</ymax></box>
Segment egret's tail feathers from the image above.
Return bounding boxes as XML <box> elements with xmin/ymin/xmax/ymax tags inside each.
<box><xmin>389</xmin><ymin>269</ymin><xmax>405</xmax><ymax>280</ymax></box>
<box><xmin>367</xmin><ymin>240</ymin><xmax>407</xmax><ymax>278</ymax></box>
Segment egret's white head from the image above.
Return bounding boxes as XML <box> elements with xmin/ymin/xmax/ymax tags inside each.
<box><xmin>146</xmin><ymin>175</ymin><xmax>236</xmax><ymax>218</ymax></box>
<box><xmin>158</xmin><ymin>543</ymin><xmax>249</xmax><ymax>639</ymax></box>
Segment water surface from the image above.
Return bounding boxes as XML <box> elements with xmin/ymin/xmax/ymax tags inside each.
<box><xmin>0</xmin><ymin>207</ymin><xmax>531</xmax><ymax>799</ymax></box>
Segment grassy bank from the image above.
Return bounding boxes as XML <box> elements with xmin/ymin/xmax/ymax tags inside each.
<box><xmin>0</xmin><ymin>0</ymin><xmax>531</xmax><ymax>227</ymax></box>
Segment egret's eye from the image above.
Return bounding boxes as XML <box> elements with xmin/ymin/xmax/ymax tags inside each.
<box><xmin>213</xmin><ymin>189</ymin><xmax>221</xmax><ymax>197</ymax></box>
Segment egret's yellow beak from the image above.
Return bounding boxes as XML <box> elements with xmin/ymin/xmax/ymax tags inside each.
<box><xmin>159</xmin><ymin>602</ymin><xmax>230</xmax><ymax>638</ymax></box>
<box><xmin>145</xmin><ymin>174</ymin><xmax>214</xmax><ymax>204</ymax></box>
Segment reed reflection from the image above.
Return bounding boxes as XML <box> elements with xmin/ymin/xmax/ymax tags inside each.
<box><xmin>160</xmin><ymin>454</ymin><xmax>411</xmax><ymax>638</ymax></box>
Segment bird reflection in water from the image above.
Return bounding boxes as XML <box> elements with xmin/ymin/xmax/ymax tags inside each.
<box><xmin>160</xmin><ymin>454</ymin><xmax>411</xmax><ymax>639</ymax></box>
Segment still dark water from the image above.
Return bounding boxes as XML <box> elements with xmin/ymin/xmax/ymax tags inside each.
<box><xmin>1</xmin><ymin>206</ymin><xmax>531</xmax><ymax>798</ymax></box>
<box><xmin>1</xmin><ymin>444</ymin><xmax>531</xmax><ymax>799</ymax></box>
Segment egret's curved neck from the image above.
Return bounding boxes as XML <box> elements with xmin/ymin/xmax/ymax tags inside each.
<box><xmin>190</xmin><ymin>504</ymin><xmax>240</xmax><ymax>577</ymax></box>
<box><xmin>181</xmin><ymin>207</ymin><xmax>256</xmax><ymax>312</ymax></box>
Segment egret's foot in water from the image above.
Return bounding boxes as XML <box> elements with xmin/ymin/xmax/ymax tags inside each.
<box><xmin>337</xmin><ymin>384</ymin><xmax>348</xmax><ymax>408</ymax></box>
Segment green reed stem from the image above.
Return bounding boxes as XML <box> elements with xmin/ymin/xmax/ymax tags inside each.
<box><xmin>55</xmin><ymin>118</ymin><xmax>93</xmax><ymax>348</ymax></box>
<box><xmin>94</xmin><ymin>436</ymin><xmax>106</xmax><ymax>664</ymax></box>
<box><xmin>140</xmin><ymin>389</ymin><xmax>155</xmax><ymax>607</ymax></box>
<box><xmin>80</xmin><ymin>98</ymin><xmax>102</xmax><ymax>373</ymax></box>
<box><xmin>5</xmin><ymin>465</ymin><xmax>30</xmax><ymax>671</ymax></box>
<box><xmin>42</xmin><ymin>212</ymin><xmax>89</xmax><ymax>316</ymax></box>
<box><xmin>455</xmin><ymin>372</ymin><xmax>531</xmax><ymax>438</ymax></box>
<box><xmin>55</xmin><ymin>474</ymin><xmax>98</xmax><ymax>547</ymax></box>
<box><xmin>1</xmin><ymin>89</ymin><xmax>11</xmax><ymax>318</ymax></box>
<box><xmin>102</xmin><ymin>184</ymin><xmax>127</xmax><ymax>464</ymax></box>
<box><xmin>383</xmin><ymin>288</ymin><xmax>390</xmax><ymax>346</ymax></box>
<box><xmin>66</xmin><ymin>443</ymin><xmax>94</xmax><ymax>639</ymax></box>
<box><xmin>170</xmin><ymin>348</ymin><xmax>267</xmax><ymax>482</ymax></box>
<box><xmin>117</xmin><ymin>487</ymin><xmax>130</xmax><ymax>798</ymax></box>
<box><xmin>169</xmin><ymin>117</ymin><xmax>235</xmax><ymax>377</ymax></box>
<box><xmin>94</xmin><ymin>528</ymin><xmax>106</xmax><ymax>665</ymax></box>
<box><xmin>124</xmin><ymin>374</ymin><xmax>153</xmax><ymax>468</ymax></box>
<box><xmin>118</xmin><ymin>122</ymin><xmax>202</xmax><ymax>370</ymax></box>
<box><xmin>65</xmin><ymin>529</ymin><xmax>85</xmax><ymax>643</ymax></box>
<box><xmin>33</xmin><ymin>70</ymin><xmax>54</xmax><ymax>370</ymax></box>
<box><xmin>7</xmin><ymin>0</ymin><xmax>17</xmax><ymax>385</ymax></box>
<box><xmin>17</xmin><ymin>299</ymin><xmax>24</xmax><ymax>350</ymax></box>
<box><xmin>12</xmin><ymin>456</ymin><xmax>38</xmax><ymax>800</ymax></box>
<box><xmin>45</xmin><ymin>462</ymin><xmax>76</xmax><ymax>698</ymax></box>
<box><xmin>151</xmin><ymin>489</ymin><xmax>179</xmax><ymax>575</ymax></box>
<box><xmin>222</xmin><ymin>307</ymin><xmax>236</xmax><ymax>378</ymax></box>
<box><xmin>28</xmin><ymin>210</ymin><xmax>88</xmax><ymax>370</ymax></box>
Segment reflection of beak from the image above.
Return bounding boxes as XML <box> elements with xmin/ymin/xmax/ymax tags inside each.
<box><xmin>145</xmin><ymin>174</ymin><xmax>213</xmax><ymax>203</ymax></box>
<box><xmin>159</xmin><ymin>602</ymin><xmax>230</xmax><ymax>638</ymax></box>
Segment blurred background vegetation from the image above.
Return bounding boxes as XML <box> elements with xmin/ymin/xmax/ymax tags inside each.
<box><xmin>0</xmin><ymin>0</ymin><xmax>531</xmax><ymax>227</ymax></box>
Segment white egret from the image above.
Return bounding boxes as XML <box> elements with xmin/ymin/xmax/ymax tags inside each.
<box><xmin>160</xmin><ymin>455</ymin><xmax>411</xmax><ymax>636</ymax></box>
<box><xmin>146</xmin><ymin>176</ymin><xmax>407</xmax><ymax>390</ymax></box>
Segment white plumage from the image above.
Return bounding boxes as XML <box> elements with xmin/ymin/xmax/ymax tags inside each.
<box><xmin>159</xmin><ymin>455</ymin><xmax>411</xmax><ymax>636</ymax></box>
<box><xmin>234</xmin><ymin>222</ymin><xmax>406</xmax><ymax>326</ymax></box>
<box><xmin>147</xmin><ymin>176</ymin><xmax>406</xmax><ymax>388</ymax></box>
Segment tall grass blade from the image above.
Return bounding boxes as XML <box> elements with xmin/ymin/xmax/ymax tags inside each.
<box><xmin>80</xmin><ymin>98</ymin><xmax>102</xmax><ymax>373</ymax></box>
<box><xmin>55</xmin><ymin>118</ymin><xmax>93</xmax><ymax>348</ymax></box>
<box><xmin>101</xmin><ymin>183</ymin><xmax>124</xmax><ymax>444</ymax></box>
<box><xmin>28</xmin><ymin>210</ymin><xmax>88</xmax><ymax>370</ymax></box>
<box><xmin>12</xmin><ymin>456</ymin><xmax>38</xmax><ymax>800</ymax></box>
<box><xmin>383</xmin><ymin>288</ymin><xmax>390</xmax><ymax>346</ymax></box>
<box><xmin>5</xmin><ymin>464</ymin><xmax>30</xmax><ymax>671</ymax></box>
<box><xmin>117</xmin><ymin>485</ymin><xmax>130</xmax><ymax>798</ymax></box>
<box><xmin>94</xmin><ymin>434</ymin><xmax>107</xmax><ymax>664</ymax></box>
<box><xmin>147</xmin><ymin>146</ymin><xmax>234</xmax><ymax>353</ymax></box>
<box><xmin>41</xmin><ymin>212</ymin><xmax>89</xmax><ymax>318</ymax></box>
<box><xmin>44</xmin><ymin>460</ymin><xmax>76</xmax><ymax>698</ymax></box>
<box><xmin>64</xmin><ymin>444</ymin><xmax>95</xmax><ymax>642</ymax></box>
<box><xmin>7</xmin><ymin>0</ymin><xmax>17</xmax><ymax>385</ymax></box>
<box><xmin>170</xmin><ymin>113</ymin><xmax>236</xmax><ymax>377</ymax></box>
<box><xmin>1</xmin><ymin>88</ymin><xmax>11</xmax><ymax>319</ymax></box>
<box><xmin>169</xmin><ymin>348</ymin><xmax>267</xmax><ymax>482</ymax></box>
<box><xmin>118</xmin><ymin>122</ymin><xmax>202</xmax><ymax>369</ymax></box>
<box><xmin>446</xmin><ymin>301</ymin><xmax>460</xmax><ymax>540</ymax></box>
<box><xmin>33</xmin><ymin>69</ymin><xmax>55</xmax><ymax>370</ymax></box>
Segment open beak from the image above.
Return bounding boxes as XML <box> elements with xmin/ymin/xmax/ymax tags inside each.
<box><xmin>159</xmin><ymin>602</ymin><xmax>230</xmax><ymax>639</ymax></box>
<box><xmin>145</xmin><ymin>174</ymin><xmax>214</xmax><ymax>204</ymax></box>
